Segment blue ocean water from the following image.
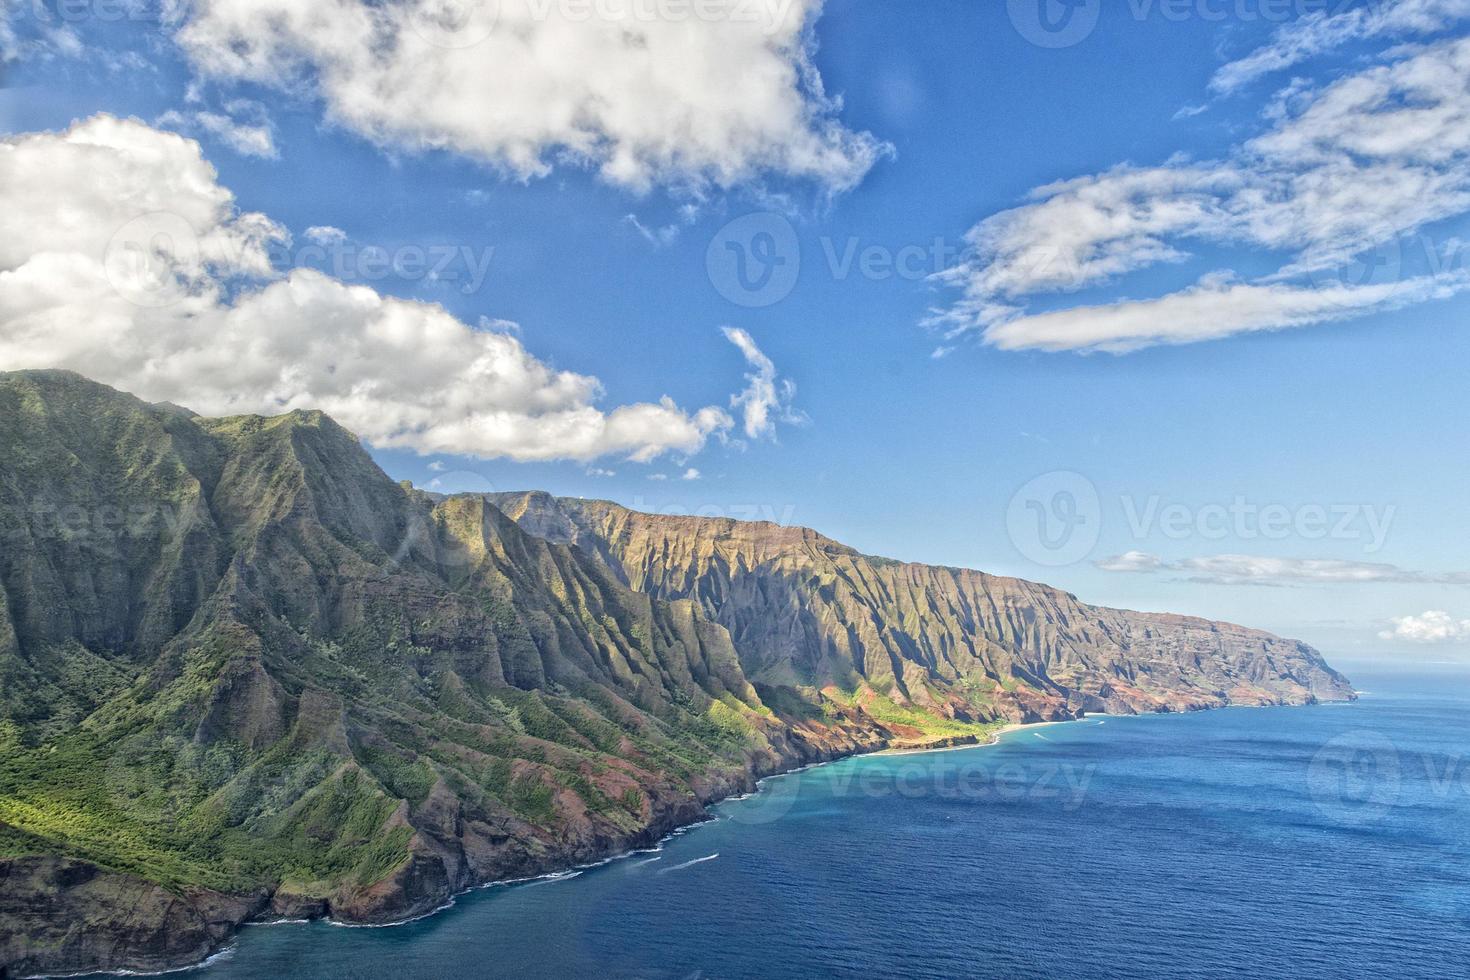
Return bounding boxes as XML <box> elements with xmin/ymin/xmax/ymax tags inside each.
<box><xmin>168</xmin><ymin>665</ymin><xmax>1470</xmax><ymax>979</ymax></box>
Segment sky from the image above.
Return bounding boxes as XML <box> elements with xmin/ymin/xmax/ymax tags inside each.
<box><xmin>1</xmin><ymin>0</ymin><xmax>1468</xmax><ymax>663</ymax></box>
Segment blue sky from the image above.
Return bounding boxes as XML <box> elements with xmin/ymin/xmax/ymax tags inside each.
<box><xmin>2</xmin><ymin>0</ymin><xmax>1468</xmax><ymax>660</ymax></box>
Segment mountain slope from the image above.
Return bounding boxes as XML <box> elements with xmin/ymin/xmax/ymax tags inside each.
<box><xmin>0</xmin><ymin>372</ymin><xmax>1351</xmax><ymax>976</ymax></box>
<box><xmin>0</xmin><ymin>372</ymin><xmax>882</xmax><ymax>976</ymax></box>
<box><xmin>490</xmin><ymin>492</ymin><xmax>1355</xmax><ymax>723</ymax></box>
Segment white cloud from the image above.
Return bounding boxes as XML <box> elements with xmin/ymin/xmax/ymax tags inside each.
<box><xmin>0</xmin><ymin>115</ymin><xmax>810</xmax><ymax>463</ymax></box>
<box><xmin>983</xmin><ymin>271</ymin><xmax>1470</xmax><ymax>354</ymax></box>
<box><xmin>932</xmin><ymin>36</ymin><xmax>1470</xmax><ymax>353</ymax></box>
<box><xmin>427</xmin><ymin>460</ymin><xmax>446</xmax><ymax>471</ymax></box>
<box><xmin>1380</xmin><ymin>610</ymin><xmax>1470</xmax><ymax>644</ymax></box>
<box><xmin>1094</xmin><ymin>550</ymin><xmax>1165</xmax><ymax>573</ymax></box>
<box><xmin>1</xmin><ymin>6</ymin><xmax>151</xmax><ymax>72</ymax></box>
<box><xmin>722</xmin><ymin>325</ymin><xmax>803</xmax><ymax>439</ymax></box>
<box><xmin>0</xmin><ymin>1</ymin><xmax>17</xmax><ymax>62</ymax></box>
<box><xmin>681</xmin><ymin>467</ymin><xmax>701</xmax><ymax>481</ymax></box>
<box><xmin>1210</xmin><ymin>0</ymin><xmax>1470</xmax><ymax>94</ymax></box>
<box><xmin>0</xmin><ymin>113</ymin><xmax>280</xmax><ymax>280</ymax></box>
<box><xmin>158</xmin><ymin>99</ymin><xmax>280</xmax><ymax>159</ymax></box>
<box><xmin>305</xmin><ymin>225</ymin><xmax>348</xmax><ymax>245</ymax></box>
<box><xmin>623</xmin><ymin>214</ymin><xmax>680</xmax><ymax>248</ymax></box>
<box><xmin>168</xmin><ymin>0</ymin><xmax>885</xmax><ymax>194</ymax></box>
<box><xmin>1095</xmin><ymin>552</ymin><xmax>1470</xmax><ymax>587</ymax></box>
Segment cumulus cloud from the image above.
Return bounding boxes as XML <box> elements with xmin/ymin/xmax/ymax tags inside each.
<box><xmin>723</xmin><ymin>325</ymin><xmax>803</xmax><ymax>439</ymax></box>
<box><xmin>1380</xmin><ymin>610</ymin><xmax>1470</xmax><ymax>644</ymax></box>
<box><xmin>681</xmin><ymin>467</ymin><xmax>701</xmax><ymax>481</ymax></box>
<box><xmin>1095</xmin><ymin>552</ymin><xmax>1470</xmax><ymax>587</ymax></box>
<box><xmin>167</xmin><ymin>0</ymin><xmax>885</xmax><ymax>193</ymax></box>
<box><xmin>1210</xmin><ymin>0</ymin><xmax>1470</xmax><ymax>94</ymax></box>
<box><xmin>931</xmin><ymin>36</ymin><xmax>1470</xmax><ymax>353</ymax></box>
<box><xmin>304</xmin><ymin>225</ymin><xmax>348</xmax><ymax>246</ymax></box>
<box><xmin>0</xmin><ymin>115</ymin><xmax>801</xmax><ymax>463</ymax></box>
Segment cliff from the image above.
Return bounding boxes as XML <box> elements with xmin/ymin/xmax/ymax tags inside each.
<box><xmin>490</xmin><ymin>492</ymin><xmax>1355</xmax><ymax>723</ymax></box>
<box><xmin>0</xmin><ymin>372</ymin><xmax>1351</xmax><ymax>976</ymax></box>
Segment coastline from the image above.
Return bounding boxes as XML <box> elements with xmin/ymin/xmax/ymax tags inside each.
<box><xmin>29</xmin><ymin>697</ymin><xmax>1350</xmax><ymax>979</ymax></box>
<box><xmin>873</xmin><ymin>718</ymin><xmax>1077</xmax><ymax>758</ymax></box>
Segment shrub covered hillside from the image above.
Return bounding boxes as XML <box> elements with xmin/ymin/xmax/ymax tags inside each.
<box><xmin>0</xmin><ymin>371</ymin><xmax>1351</xmax><ymax>976</ymax></box>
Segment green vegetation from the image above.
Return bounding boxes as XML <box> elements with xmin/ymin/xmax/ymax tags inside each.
<box><xmin>828</xmin><ymin>687</ymin><xmax>1000</xmax><ymax>742</ymax></box>
<box><xmin>0</xmin><ymin>373</ymin><xmax>767</xmax><ymax>912</ymax></box>
<box><xmin>0</xmin><ymin>733</ymin><xmax>407</xmax><ymax>893</ymax></box>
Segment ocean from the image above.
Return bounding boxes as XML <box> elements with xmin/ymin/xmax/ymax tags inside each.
<box><xmin>129</xmin><ymin>664</ymin><xmax>1470</xmax><ymax>979</ymax></box>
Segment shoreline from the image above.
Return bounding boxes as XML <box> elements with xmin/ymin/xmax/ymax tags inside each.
<box><xmin>873</xmin><ymin>717</ymin><xmax>1083</xmax><ymax>758</ymax></box>
<box><xmin>34</xmin><ymin>696</ymin><xmax>1351</xmax><ymax>979</ymax></box>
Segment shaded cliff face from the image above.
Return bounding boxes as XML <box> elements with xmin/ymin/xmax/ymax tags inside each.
<box><xmin>490</xmin><ymin>492</ymin><xmax>1356</xmax><ymax>722</ymax></box>
<box><xmin>0</xmin><ymin>372</ymin><xmax>1351</xmax><ymax>976</ymax></box>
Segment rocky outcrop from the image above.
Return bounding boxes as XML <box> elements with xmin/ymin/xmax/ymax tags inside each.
<box><xmin>0</xmin><ymin>857</ymin><xmax>266</xmax><ymax>977</ymax></box>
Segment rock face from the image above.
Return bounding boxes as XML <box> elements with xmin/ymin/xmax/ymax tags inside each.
<box><xmin>491</xmin><ymin>492</ymin><xmax>1357</xmax><ymax>721</ymax></box>
<box><xmin>0</xmin><ymin>857</ymin><xmax>266</xmax><ymax>977</ymax></box>
<box><xmin>0</xmin><ymin>372</ymin><xmax>1353</xmax><ymax>976</ymax></box>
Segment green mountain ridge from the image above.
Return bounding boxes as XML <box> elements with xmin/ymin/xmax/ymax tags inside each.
<box><xmin>489</xmin><ymin>491</ymin><xmax>1355</xmax><ymax>719</ymax></box>
<box><xmin>0</xmin><ymin>371</ymin><xmax>1353</xmax><ymax>977</ymax></box>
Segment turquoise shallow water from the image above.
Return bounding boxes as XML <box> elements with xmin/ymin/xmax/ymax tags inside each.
<box><xmin>132</xmin><ymin>665</ymin><xmax>1470</xmax><ymax>979</ymax></box>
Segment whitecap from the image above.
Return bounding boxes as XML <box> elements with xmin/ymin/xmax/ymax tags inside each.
<box><xmin>657</xmin><ymin>853</ymin><xmax>719</xmax><ymax>875</ymax></box>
